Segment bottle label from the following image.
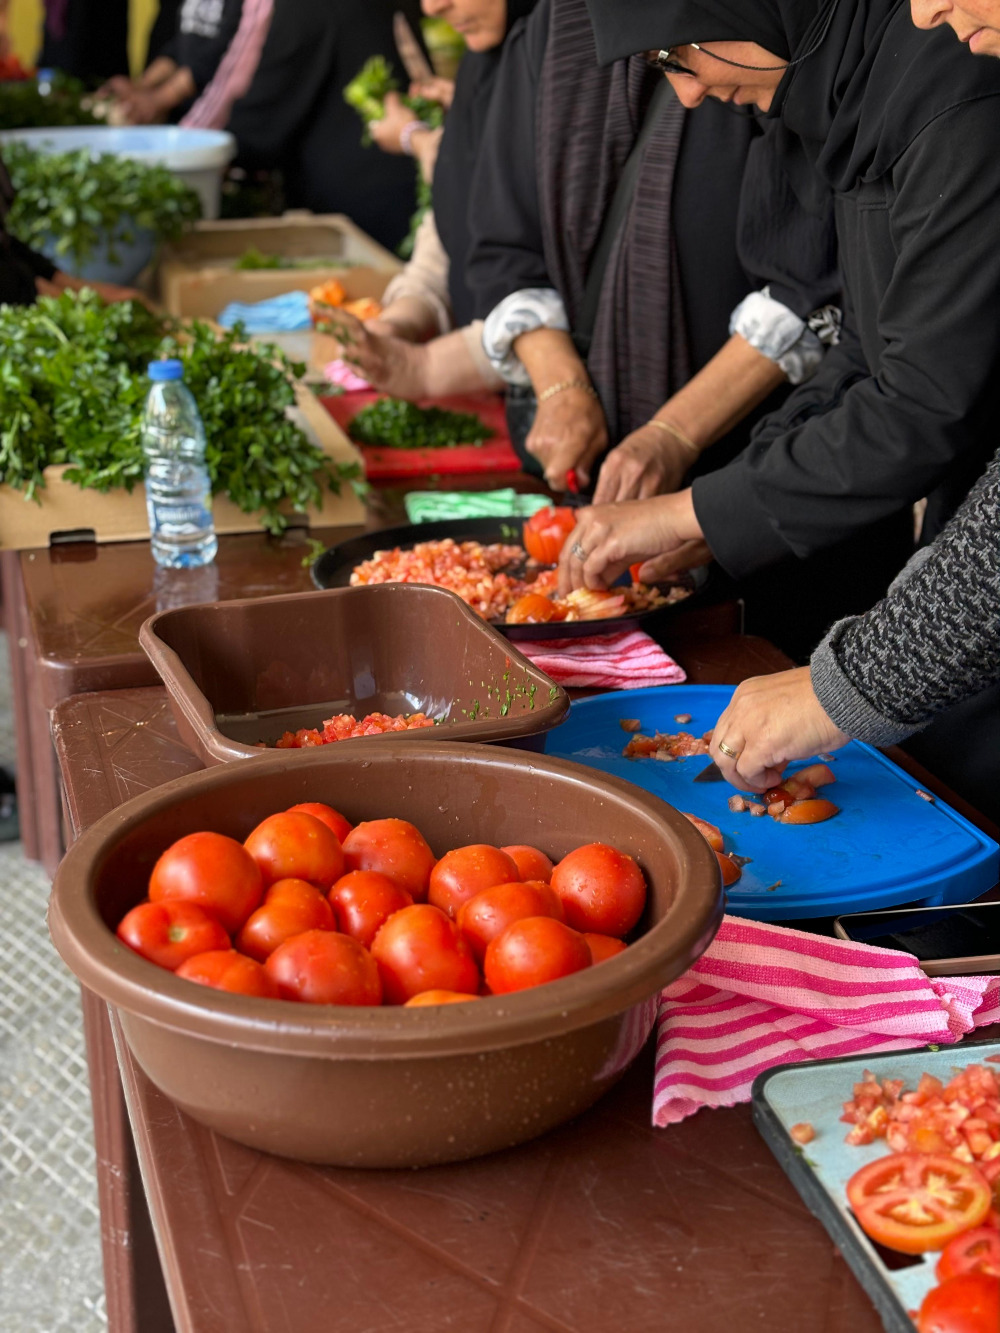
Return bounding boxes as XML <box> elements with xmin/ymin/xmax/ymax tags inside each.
<box><xmin>151</xmin><ymin>503</ymin><xmax>212</xmax><ymax>528</ymax></box>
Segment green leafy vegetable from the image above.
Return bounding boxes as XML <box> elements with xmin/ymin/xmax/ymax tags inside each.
<box><xmin>0</xmin><ymin>73</ymin><xmax>100</xmax><ymax>130</ymax></box>
<box><xmin>348</xmin><ymin>397</ymin><xmax>494</xmax><ymax>451</ymax></box>
<box><xmin>343</xmin><ymin>55</ymin><xmax>445</xmax><ymax>144</ymax></box>
<box><xmin>0</xmin><ymin>290</ymin><xmax>358</xmax><ymax>532</ymax></box>
<box><xmin>4</xmin><ymin>144</ymin><xmax>201</xmax><ymax>269</ymax></box>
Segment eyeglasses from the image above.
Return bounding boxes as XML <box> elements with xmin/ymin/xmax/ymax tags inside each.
<box><xmin>647</xmin><ymin>44</ymin><xmax>791</xmax><ymax>76</ymax></box>
<box><xmin>647</xmin><ymin>48</ymin><xmax>696</xmax><ymax>77</ymax></box>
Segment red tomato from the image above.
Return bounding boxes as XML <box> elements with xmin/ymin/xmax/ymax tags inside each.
<box><xmin>287</xmin><ymin>801</ymin><xmax>352</xmax><ymax>843</ymax></box>
<box><xmin>244</xmin><ymin>811</ymin><xmax>345</xmax><ymax>888</ymax></box>
<box><xmin>583</xmin><ymin>932</ymin><xmax>628</xmax><ymax>965</ymax></box>
<box><xmin>370</xmin><ymin>904</ymin><xmax>480</xmax><ymax>1004</ymax></box>
<box><xmin>117</xmin><ymin>900</ymin><xmax>230</xmax><ymax>971</ymax></box>
<box><xmin>794</xmin><ymin>762</ymin><xmax>837</xmax><ymax>789</ymax></box>
<box><xmin>629</xmin><ymin>563</ymin><xmax>644</xmax><ymax>585</ymax></box>
<box><xmin>550</xmin><ymin>843</ymin><xmax>647</xmax><ymax>938</ymax></box>
<box><xmin>918</xmin><ymin>1273</ymin><xmax>1000</xmax><ymax>1333</ymax></box>
<box><xmin>457</xmin><ymin>880</ymin><xmax>564</xmax><ymax>963</ymax></box>
<box><xmin>502</xmin><ymin>844</ymin><xmax>554</xmax><ymax>883</ymax></box>
<box><xmin>265</xmin><ymin>929</ymin><xmax>382</xmax><ymax>1005</ymax></box>
<box><xmin>484</xmin><ymin>916</ymin><xmax>592</xmax><ymax>994</ymax></box>
<box><xmin>428</xmin><ymin>844</ymin><xmax>521</xmax><ymax>920</ymax></box>
<box><xmin>522</xmin><ymin>506</ymin><xmax>577</xmax><ymax>564</ymax></box>
<box><xmin>847</xmin><ymin>1154</ymin><xmax>992</xmax><ymax>1254</ymax></box>
<box><xmin>716</xmin><ymin>851</ymin><xmax>742</xmax><ymax>887</ymax></box>
<box><xmin>149</xmin><ymin>831</ymin><xmax>263</xmax><ymax>934</ymax></box>
<box><xmin>342</xmin><ymin>819</ymin><xmax>436</xmax><ymax>901</ymax></box>
<box><xmin>329</xmin><ymin>870</ymin><xmax>413</xmax><ymax>948</ymax></box>
<box><xmin>404</xmin><ymin>990</ymin><xmax>479</xmax><ymax>1007</ymax></box>
<box><xmin>682</xmin><ymin>813</ymin><xmax>725</xmax><ymax>853</ymax></box>
<box><xmin>506</xmin><ymin>593</ymin><xmax>565</xmax><ymax>625</ymax></box>
<box><xmin>176</xmin><ymin>949</ymin><xmax>278</xmax><ymax>998</ymax></box>
<box><xmin>235</xmin><ymin>879</ymin><xmax>336</xmax><ymax>962</ymax></box>
<box><xmin>937</xmin><ymin>1229</ymin><xmax>1000</xmax><ymax>1281</ymax></box>
<box><xmin>780</xmin><ymin>798</ymin><xmax>840</xmax><ymax>825</ymax></box>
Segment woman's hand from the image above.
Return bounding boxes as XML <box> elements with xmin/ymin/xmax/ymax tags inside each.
<box><xmin>708</xmin><ymin>667</ymin><xmax>850</xmax><ymax>793</ymax></box>
<box><xmin>410</xmin><ymin>76</ymin><xmax>454</xmax><ymax>110</ymax></box>
<box><xmin>370</xmin><ymin>92</ymin><xmax>421</xmax><ymax>154</ymax></box>
<box><xmin>557</xmin><ymin>490</ymin><xmax>707</xmax><ymax>592</ymax></box>
<box><xmin>525</xmin><ymin>388</ymin><xmax>608</xmax><ymax>490</ymax></box>
<box><xmin>557</xmin><ymin>493</ymin><xmax>705</xmax><ymax>593</ymax></box>
<box><xmin>316</xmin><ymin>307</ymin><xmax>428</xmax><ymax>399</ymax></box>
<box><xmin>594</xmin><ymin>421</ymin><xmax>698</xmax><ymax>502</ymax></box>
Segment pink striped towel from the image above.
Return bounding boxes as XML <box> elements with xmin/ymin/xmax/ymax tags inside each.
<box><xmin>654</xmin><ymin>915</ymin><xmax>1000</xmax><ymax>1126</ymax></box>
<box><xmin>517</xmin><ymin>629</ymin><xmax>686</xmax><ymax>689</ymax></box>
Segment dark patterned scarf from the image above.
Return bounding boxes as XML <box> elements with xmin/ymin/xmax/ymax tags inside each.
<box><xmin>536</xmin><ymin>0</ymin><xmax>690</xmax><ymax>438</ymax></box>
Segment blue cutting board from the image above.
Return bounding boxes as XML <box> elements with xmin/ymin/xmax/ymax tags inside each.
<box><xmin>753</xmin><ymin>1042</ymin><xmax>1000</xmax><ymax>1332</ymax></box>
<box><xmin>541</xmin><ymin>686</ymin><xmax>999</xmax><ymax>921</ymax></box>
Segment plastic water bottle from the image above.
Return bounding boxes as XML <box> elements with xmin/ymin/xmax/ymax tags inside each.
<box><xmin>141</xmin><ymin>360</ymin><xmax>217</xmax><ymax>569</ymax></box>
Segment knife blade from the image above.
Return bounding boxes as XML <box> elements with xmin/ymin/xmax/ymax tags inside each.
<box><xmin>693</xmin><ymin>761</ymin><xmax>725</xmax><ymax>783</ymax></box>
<box><xmin>394</xmin><ymin>12</ymin><xmax>435</xmax><ymax>84</ymax></box>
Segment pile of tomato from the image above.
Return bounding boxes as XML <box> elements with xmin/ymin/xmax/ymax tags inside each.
<box><xmin>115</xmin><ymin>801</ymin><xmax>647</xmax><ymax>1007</ymax></box>
<box><xmin>841</xmin><ymin>1064</ymin><xmax>1000</xmax><ymax>1332</ymax></box>
<box><xmin>274</xmin><ymin>711</ymin><xmax>435</xmax><ymax>749</ymax></box>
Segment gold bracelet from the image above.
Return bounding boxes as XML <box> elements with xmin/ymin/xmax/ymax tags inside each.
<box><xmin>537</xmin><ymin>378</ymin><xmax>599</xmax><ymax>405</ymax></box>
<box><xmin>648</xmin><ymin>418</ymin><xmax>700</xmax><ymax>456</ymax></box>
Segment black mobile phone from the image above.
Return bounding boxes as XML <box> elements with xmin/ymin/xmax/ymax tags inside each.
<box><xmin>833</xmin><ymin>902</ymin><xmax>1000</xmax><ymax>976</ymax></box>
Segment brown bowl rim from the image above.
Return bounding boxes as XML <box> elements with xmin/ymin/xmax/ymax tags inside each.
<box><xmin>49</xmin><ymin>741</ymin><xmax>723</xmax><ymax>1060</ymax></box>
<box><xmin>138</xmin><ymin>584</ymin><xmax>570</xmax><ymax>761</ymax></box>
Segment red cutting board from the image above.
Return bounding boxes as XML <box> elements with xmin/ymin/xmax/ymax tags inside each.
<box><xmin>320</xmin><ymin>392</ymin><xmax>521</xmax><ymax>480</ymax></box>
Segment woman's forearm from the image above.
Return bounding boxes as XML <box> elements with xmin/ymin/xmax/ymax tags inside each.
<box><xmin>420</xmin><ymin>329</ymin><xmax>496</xmax><ymax>396</ymax></box>
<box><xmin>654</xmin><ymin>333</ymin><xmax>785</xmax><ymax>452</ymax></box>
<box><xmin>514</xmin><ymin>327</ymin><xmax>589</xmax><ymax>392</ymax></box>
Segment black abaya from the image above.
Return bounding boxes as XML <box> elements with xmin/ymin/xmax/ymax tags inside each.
<box><xmin>226</xmin><ymin>0</ymin><xmax>425</xmax><ymax>251</ymax></box>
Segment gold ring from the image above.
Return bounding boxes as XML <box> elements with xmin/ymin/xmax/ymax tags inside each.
<box><xmin>717</xmin><ymin>740</ymin><xmax>741</xmax><ymax>760</ymax></box>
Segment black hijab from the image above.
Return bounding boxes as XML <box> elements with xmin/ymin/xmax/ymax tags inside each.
<box><xmin>584</xmin><ymin>0</ymin><xmax>1000</xmax><ymax>195</ymax></box>
<box><xmin>433</xmin><ymin>0</ymin><xmax>539</xmax><ymax>327</ymax></box>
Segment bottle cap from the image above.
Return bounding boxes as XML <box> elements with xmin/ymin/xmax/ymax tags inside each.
<box><xmin>148</xmin><ymin>359</ymin><xmax>184</xmax><ymax>382</ymax></box>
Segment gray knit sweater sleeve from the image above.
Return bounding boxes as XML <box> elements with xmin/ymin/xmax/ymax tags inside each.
<box><xmin>810</xmin><ymin>447</ymin><xmax>1000</xmax><ymax>746</ymax></box>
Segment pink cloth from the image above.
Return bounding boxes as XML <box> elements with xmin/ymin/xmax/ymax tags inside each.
<box><xmin>324</xmin><ymin>360</ymin><xmax>372</xmax><ymax>392</ymax></box>
<box><xmin>517</xmin><ymin>629</ymin><xmax>686</xmax><ymax>690</ymax></box>
<box><xmin>181</xmin><ymin>0</ymin><xmax>273</xmax><ymax>131</ymax></box>
<box><xmin>653</xmin><ymin>915</ymin><xmax>1000</xmax><ymax>1127</ymax></box>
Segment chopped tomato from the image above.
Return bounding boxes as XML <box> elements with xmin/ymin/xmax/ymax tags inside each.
<box><xmin>522</xmin><ymin>507</ymin><xmax>577</xmax><ymax>565</ymax></box>
<box><xmin>716</xmin><ymin>851</ymin><xmax>742</xmax><ymax>887</ymax></box>
<box><xmin>779</xmin><ymin>798</ymin><xmax>840</xmax><ymax>825</ymax></box>
<box><xmin>937</xmin><ymin>1228</ymin><xmax>1000</xmax><ymax>1281</ymax></box>
<box><xmin>847</xmin><ymin>1153</ymin><xmax>992</xmax><ymax>1254</ymax></box>
<box><xmin>793</xmin><ymin>762</ymin><xmax>837</xmax><ymax>789</ymax></box>
<box><xmin>790</xmin><ymin>1122</ymin><xmax>816</xmax><ymax>1145</ymax></box>
<box><xmin>682</xmin><ymin>813</ymin><xmax>725</xmax><ymax>853</ymax></box>
<box><xmin>506</xmin><ymin>592</ymin><xmax>565</xmax><ymax>625</ymax></box>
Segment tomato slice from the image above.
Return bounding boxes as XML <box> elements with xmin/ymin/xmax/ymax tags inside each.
<box><xmin>937</xmin><ymin>1228</ymin><xmax>1000</xmax><ymax>1281</ymax></box>
<box><xmin>847</xmin><ymin>1153</ymin><xmax>992</xmax><ymax>1254</ymax></box>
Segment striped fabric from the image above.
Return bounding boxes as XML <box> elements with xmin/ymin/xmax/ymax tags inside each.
<box><xmin>181</xmin><ymin>0</ymin><xmax>273</xmax><ymax>131</ymax></box>
<box><xmin>653</xmin><ymin>915</ymin><xmax>1000</xmax><ymax>1126</ymax></box>
<box><xmin>517</xmin><ymin>629</ymin><xmax>686</xmax><ymax>689</ymax></box>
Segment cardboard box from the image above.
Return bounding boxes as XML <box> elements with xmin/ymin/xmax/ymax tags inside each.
<box><xmin>158</xmin><ymin>213</ymin><xmax>402</xmax><ymax>320</ymax></box>
<box><xmin>0</xmin><ymin>388</ymin><xmax>365</xmax><ymax>552</ymax></box>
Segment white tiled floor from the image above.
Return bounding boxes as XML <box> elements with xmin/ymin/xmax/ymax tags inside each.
<box><xmin>0</xmin><ymin>632</ymin><xmax>107</xmax><ymax>1331</ymax></box>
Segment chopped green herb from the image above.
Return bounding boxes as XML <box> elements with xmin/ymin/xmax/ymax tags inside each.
<box><xmin>347</xmin><ymin>397</ymin><xmax>494</xmax><ymax>451</ymax></box>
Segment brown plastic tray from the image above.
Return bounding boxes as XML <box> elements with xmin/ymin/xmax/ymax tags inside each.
<box><xmin>139</xmin><ymin>583</ymin><xmax>570</xmax><ymax>766</ymax></box>
<box><xmin>48</xmin><ymin>740</ymin><xmax>723</xmax><ymax>1169</ymax></box>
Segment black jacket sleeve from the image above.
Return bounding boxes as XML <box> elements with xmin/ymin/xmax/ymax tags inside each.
<box><xmin>179</xmin><ymin>0</ymin><xmax>244</xmax><ymax>93</ymax></box>
<box><xmin>693</xmin><ymin>99</ymin><xmax>1000</xmax><ymax>579</ymax></box>
<box><xmin>464</xmin><ymin>2</ymin><xmax>552</xmax><ymax>318</ymax></box>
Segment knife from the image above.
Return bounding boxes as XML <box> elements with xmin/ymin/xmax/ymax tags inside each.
<box><xmin>562</xmin><ymin>469</ymin><xmax>589</xmax><ymax>509</ymax></box>
<box><xmin>693</xmin><ymin>761</ymin><xmax>725</xmax><ymax>783</ymax></box>
<box><xmin>394</xmin><ymin>12</ymin><xmax>435</xmax><ymax>84</ymax></box>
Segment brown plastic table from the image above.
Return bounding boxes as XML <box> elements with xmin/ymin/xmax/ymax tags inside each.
<box><xmin>53</xmin><ymin>632</ymin><xmax>895</xmax><ymax>1333</ymax></box>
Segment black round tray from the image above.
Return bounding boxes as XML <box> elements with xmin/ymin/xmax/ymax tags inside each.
<box><xmin>311</xmin><ymin>517</ymin><xmax>708</xmax><ymax>641</ymax></box>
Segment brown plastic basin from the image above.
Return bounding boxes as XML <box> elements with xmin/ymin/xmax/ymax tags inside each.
<box><xmin>49</xmin><ymin>742</ymin><xmax>722</xmax><ymax>1168</ymax></box>
<box><xmin>138</xmin><ymin>584</ymin><xmax>569</xmax><ymax>765</ymax></box>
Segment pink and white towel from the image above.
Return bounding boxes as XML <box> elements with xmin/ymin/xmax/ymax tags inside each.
<box><xmin>517</xmin><ymin>629</ymin><xmax>686</xmax><ymax>690</ymax></box>
<box><xmin>181</xmin><ymin>0</ymin><xmax>273</xmax><ymax>131</ymax></box>
<box><xmin>653</xmin><ymin>915</ymin><xmax>1000</xmax><ymax>1126</ymax></box>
